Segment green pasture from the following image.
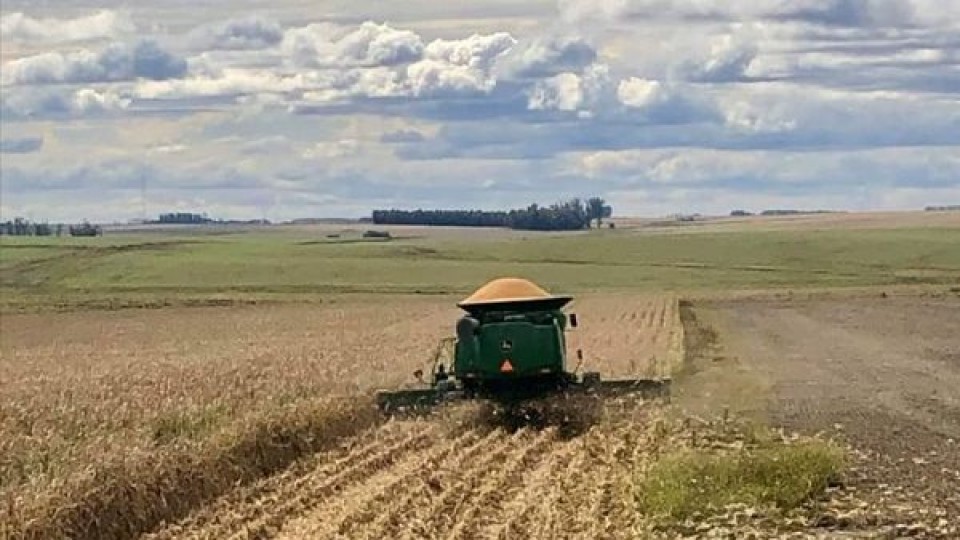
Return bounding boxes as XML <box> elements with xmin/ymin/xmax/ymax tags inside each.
<box><xmin>1</xmin><ymin>225</ymin><xmax>958</xmax><ymax>311</ymax></box>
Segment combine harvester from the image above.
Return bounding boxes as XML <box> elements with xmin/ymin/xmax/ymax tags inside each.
<box><xmin>375</xmin><ymin>277</ymin><xmax>670</xmax><ymax>414</ymax></box>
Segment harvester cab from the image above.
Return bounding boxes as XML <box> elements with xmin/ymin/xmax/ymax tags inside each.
<box><xmin>374</xmin><ymin>277</ymin><xmax>670</xmax><ymax>413</ymax></box>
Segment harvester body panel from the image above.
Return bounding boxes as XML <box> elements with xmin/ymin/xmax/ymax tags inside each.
<box><xmin>455</xmin><ymin>311</ymin><xmax>566</xmax><ymax>379</ymax></box>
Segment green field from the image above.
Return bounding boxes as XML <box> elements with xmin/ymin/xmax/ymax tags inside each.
<box><xmin>2</xmin><ymin>221</ymin><xmax>958</xmax><ymax>311</ymax></box>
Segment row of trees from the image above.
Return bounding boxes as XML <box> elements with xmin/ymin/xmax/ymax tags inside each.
<box><xmin>155</xmin><ymin>212</ymin><xmax>213</xmax><ymax>224</ymax></box>
<box><xmin>0</xmin><ymin>218</ymin><xmax>102</xmax><ymax>237</ymax></box>
<box><xmin>372</xmin><ymin>197</ymin><xmax>612</xmax><ymax>231</ymax></box>
<box><xmin>371</xmin><ymin>209</ymin><xmax>510</xmax><ymax>227</ymax></box>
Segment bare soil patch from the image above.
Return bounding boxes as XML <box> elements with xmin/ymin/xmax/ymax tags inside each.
<box><xmin>679</xmin><ymin>295</ymin><xmax>960</xmax><ymax>532</ymax></box>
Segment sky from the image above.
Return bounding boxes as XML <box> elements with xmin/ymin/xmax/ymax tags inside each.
<box><xmin>1</xmin><ymin>0</ymin><xmax>959</xmax><ymax>223</ymax></box>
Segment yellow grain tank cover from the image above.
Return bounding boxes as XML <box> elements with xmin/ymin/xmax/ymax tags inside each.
<box><xmin>457</xmin><ymin>277</ymin><xmax>571</xmax><ymax>308</ymax></box>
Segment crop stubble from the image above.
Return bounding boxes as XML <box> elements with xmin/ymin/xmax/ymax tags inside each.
<box><xmin>145</xmin><ymin>400</ymin><xmax>665</xmax><ymax>540</ymax></box>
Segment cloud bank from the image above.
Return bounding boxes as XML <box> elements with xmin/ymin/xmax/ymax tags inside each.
<box><xmin>1</xmin><ymin>2</ymin><xmax>958</xmax><ymax>221</ymax></box>
<box><xmin>1</xmin><ymin>10</ymin><xmax>134</xmax><ymax>43</ymax></box>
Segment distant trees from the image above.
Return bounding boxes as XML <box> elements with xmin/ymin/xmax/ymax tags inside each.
<box><xmin>506</xmin><ymin>199</ymin><xmax>591</xmax><ymax>231</ymax></box>
<box><xmin>372</xmin><ymin>198</ymin><xmax>610</xmax><ymax>231</ymax></box>
<box><xmin>155</xmin><ymin>212</ymin><xmax>211</xmax><ymax>224</ymax></box>
<box><xmin>371</xmin><ymin>209</ymin><xmax>509</xmax><ymax>227</ymax></box>
<box><xmin>586</xmin><ymin>197</ymin><xmax>612</xmax><ymax>228</ymax></box>
<box><xmin>1</xmin><ymin>218</ymin><xmax>62</xmax><ymax>236</ymax></box>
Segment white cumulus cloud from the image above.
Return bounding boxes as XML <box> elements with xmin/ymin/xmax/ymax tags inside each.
<box><xmin>0</xmin><ymin>10</ymin><xmax>134</xmax><ymax>44</ymax></box>
<box><xmin>682</xmin><ymin>33</ymin><xmax>758</xmax><ymax>82</ymax></box>
<box><xmin>617</xmin><ymin>77</ymin><xmax>666</xmax><ymax>108</ymax></box>
<box><xmin>281</xmin><ymin>21</ymin><xmax>424</xmax><ymax>68</ymax></box>
<box><xmin>1</xmin><ymin>87</ymin><xmax>130</xmax><ymax>119</ymax></box>
<box><xmin>529</xmin><ymin>72</ymin><xmax>584</xmax><ymax>111</ymax></box>
<box><xmin>2</xmin><ymin>40</ymin><xmax>188</xmax><ymax>85</ymax></box>
<box><xmin>405</xmin><ymin>59</ymin><xmax>496</xmax><ymax>97</ymax></box>
<box><xmin>528</xmin><ymin>63</ymin><xmax>611</xmax><ymax>113</ymax></box>
<box><xmin>496</xmin><ymin>34</ymin><xmax>597</xmax><ymax>78</ymax></box>
<box><xmin>424</xmin><ymin>33</ymin><xmax>517</xmax><ymax>70</ymax></box>
<box><xmin>187</xmin><ymin>16</ymin><xmax>284</xmax><ymax>51</ymax></box>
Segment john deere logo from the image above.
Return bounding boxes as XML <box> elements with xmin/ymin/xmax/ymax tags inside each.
<box><xmin>500</xmin><ymin>340</ymin><xmax>513</xmax><ymax>352</ymax></box>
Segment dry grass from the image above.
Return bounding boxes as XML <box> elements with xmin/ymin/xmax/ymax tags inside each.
<box><xmin>0</xmin><ymin>294</ymin><xmax>681</xmax><ymax>539</ymax></box>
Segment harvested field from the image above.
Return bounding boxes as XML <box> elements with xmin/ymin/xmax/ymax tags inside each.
<box><xmin>0</xmin><ymin>294</ymin><xmax>680</xmax><ymax>539</ymax></box>
<box><xmin>141</xmin><ymin>407</ymin><xmax>626</xmax><ymax>540</ymax></box>
<box><xmin>138</xmin><ymin>400</ymin><xmax>854</xmax><ymax>540</ymax></box>
<box><xmin>5</xmin><ymin>287</ymin><xmax>958</xmax><ymax>539</ymax></box>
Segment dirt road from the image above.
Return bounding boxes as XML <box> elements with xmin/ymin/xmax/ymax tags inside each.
<box><xmin>682</xmin><ymin>294</ymin><xmax>960</xmax><ymax>515</ymax></box>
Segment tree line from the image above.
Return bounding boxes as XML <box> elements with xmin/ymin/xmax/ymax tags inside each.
<box><xmin>372</xmin><ymin>197</ymin><xmax>612</xmax><ymax>231</ymax></box>
<box><xmin>0</xmin><ymin>218</ymin><xmax>102</xmax><ymax>236</ymax></box>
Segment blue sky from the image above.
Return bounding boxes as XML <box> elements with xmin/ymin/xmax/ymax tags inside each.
<box><xmin>1</xmin><ymin>0</ymin><xmax>958</xmax><ymax>222</ymax></box>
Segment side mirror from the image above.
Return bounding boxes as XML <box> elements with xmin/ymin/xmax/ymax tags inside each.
<box><xmin>569</xmin><ymin>313</ymin><xmax>578</xmax><ymax>328</ymax></box>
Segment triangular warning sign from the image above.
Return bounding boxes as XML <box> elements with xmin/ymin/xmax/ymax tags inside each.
<box><xmin>500</xmin><ymin>359</ymin><xmax>514</xmax><ymax>372</ymax></box>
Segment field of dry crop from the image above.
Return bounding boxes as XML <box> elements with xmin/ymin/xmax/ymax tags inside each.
<box><xmin>0</xmin><ymin>293</ymin><xmax>681</xmax><ymax>539</ymax></box>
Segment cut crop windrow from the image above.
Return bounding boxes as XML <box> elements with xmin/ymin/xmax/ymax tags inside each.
<box><xmin>223</xmin><ymin>422</ymin><xmax>436</xmax><ymax>540</ymax></box>
<box><xmin>396</xmin><ymin>428</ymin><xmax>519</xmax><ymax>540</ymax></box>
<box><xmin>444</xmin><ymin>428</ymin><xmax>557</xmax><ymax>540</ymax></box>
<box><xmin>284</xmin><ymin>429</ymin><xmax>480</xmax><ymax>539</ymax></box>
<box><xmin>144</xmin><ymin>421</ymin><xmax>417</xmax><ymax>539</ymax></box>
<box><xmin>482</xmin><ymin>437</ymin><xmax>579</xmax><ymax>539</ymax></box>
<box><xmin>356</xmin><ymin>427</ymin><xmax>498</xmax><ymax>539</ymax></box>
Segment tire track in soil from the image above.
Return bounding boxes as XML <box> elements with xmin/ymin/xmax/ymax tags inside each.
<box><xmin>534</xmin><ymin>425</ymin><xmax>632</xmax><ymax>540</ymax></box>
<box><xmin>275</xmin><ymin>428</ymin><xmax>483</xmax><ymax>539</ymax></box>
<box><xmin>481</xmin><ymin>436</ymin><xmax>579</xmax><ymax>539</ymax></box>
<box><xmin>144</xmin><ymin>420</ymin><xmax>435</xmax><ymax>540</ymax></box>
<box><xmin>395</xmin><ymin>429</ymin><xmax>513</xmax><ymax>540</ymax></box>
<box><xmin>585</xmin><ymin>427</ymin><xmax>633</xmax><ymax>540</ymax></box>
<box><xmin>351</xmin><ymin>428</ymin><xmax>502</xmax><ymax>539</ymax></box>
<box><xmin>393</xmin><ymin>427</ymin><xmax>542</xmax><ymax>540</ymax></box>
<box><xmin>525</xmin><ymin>436</ymin><xmax>594</xmax><ymax>539</ymax></box>
<box><xmin>444</xmin><ymin>428</ymin><xmax>557</xmax><ymax>540</ymax></box>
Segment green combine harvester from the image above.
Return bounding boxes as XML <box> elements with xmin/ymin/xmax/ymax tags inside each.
<box><xmin>375</xmin><ymin>277</ymin><xmax>670</xmax><ymax>413</ymax></box>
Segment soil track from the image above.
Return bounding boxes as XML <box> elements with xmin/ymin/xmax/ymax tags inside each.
<box><xmin>684</xmin><ymin>295</ymin><xmax>960</xmax><ymax>515</ymax></box>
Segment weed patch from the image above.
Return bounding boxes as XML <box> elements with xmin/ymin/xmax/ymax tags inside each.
<box><xmin>637</xmin><ymin>436</ymin><xmax>844</xmax><ymax>520</ymax></box>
